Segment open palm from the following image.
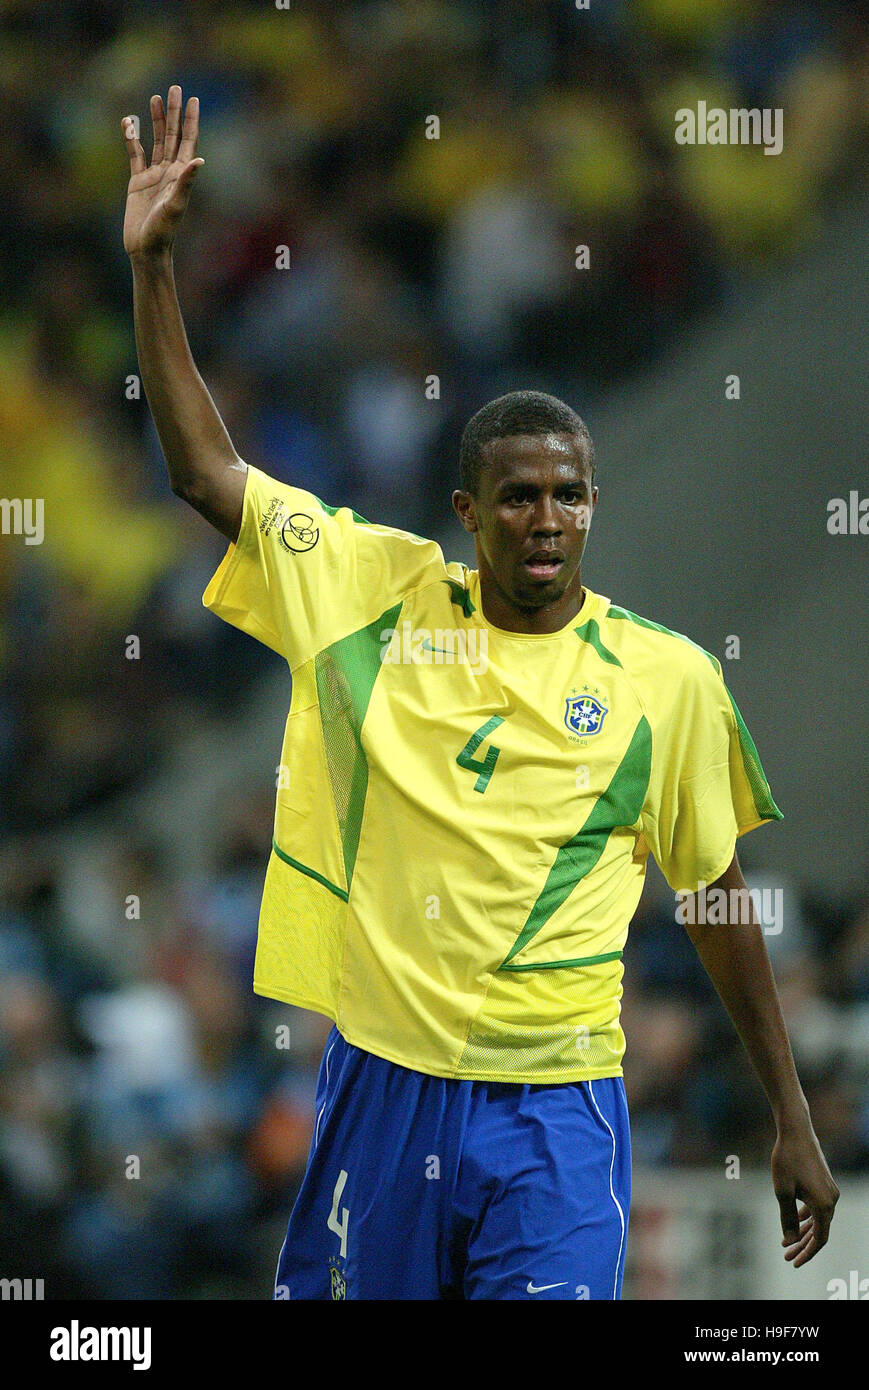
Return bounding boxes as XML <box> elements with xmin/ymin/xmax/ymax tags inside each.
<box><xmin>122</xmin><ymin>85</ymin><xmax>204</xmax><ymax>257</ymax></box>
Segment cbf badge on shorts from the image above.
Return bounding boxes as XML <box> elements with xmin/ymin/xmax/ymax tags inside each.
<box><xmin>564</xmin><ymin>693</ymin><xmax>608</xmax><ymax>737</ymax></box>
<box><xmin>329</xmin><ymin>1260</ymin><xmax>346</xmax><ymax>1300</ymax></box>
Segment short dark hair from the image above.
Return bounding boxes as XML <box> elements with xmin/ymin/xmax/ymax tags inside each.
<box><xmin>458</xmin><ymin>390</ymin><xmax>595</xmax><ymax>495</ymax></box>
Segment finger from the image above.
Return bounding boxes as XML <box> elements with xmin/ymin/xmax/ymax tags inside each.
<box><xmin>792</xmin><ymin>1231</ymin><xmax>828</xmax><ymax>1268</ymax></box>
<box><xmin>164</xmin><ymin>84</ymin><xmax>183</xmax><ymax>163</ymax></box>
<box><xmin>784</xmin><ymin>1245</ymin><xmax>811</xmax><ymax>1267</ymax></box>
<box><xmin>150</xmin><ymin>94</ymin><xmax>166</xmax><ymax>165</ymax></box>
<box><xmin>122</xmin><ymin>115</ymin><xmax>147</xmax><ymax>175</ymax></box>
<box><xmin>783</xmin><ymin>1225</ymin><xmax>814</xmax><ymax>1260</ymax></box>
<box><xmin>776</xmin><ymin>1191</ymin><xmax>799</xmax><ymax>1245</ymax></box>
<box><xmin>177</xmin><ymin>95</ymin><xmax>199</xmax><ymax>164</ymax></box>
<box><xmin>807</xmin><ymin>1200</ymin><xmax>834</xmax><ymax>1250</ymax></box>
<box><xmin>786</xmin><ymin>1203</ymin><xmax>834</xmax><ymax>1267</ymax></box>
<box><xmin>781</xmin><ymin>1216</ymin><xmax>812</xmax><ymax>1245</ymax></box>
<box><xmin>164</xmin><ymin>158</ymin><xmax>205</xmax><ymax>213</ymax></box>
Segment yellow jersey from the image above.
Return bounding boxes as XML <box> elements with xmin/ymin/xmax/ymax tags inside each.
<box><xmin>202</xmin><ymin>464</ymin><xmax>782</xmax><ymax>1082</ymax></box>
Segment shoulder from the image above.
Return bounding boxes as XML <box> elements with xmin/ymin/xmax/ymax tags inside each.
<box><xmin>243</xmin><ymin>463</ymin><xmax>448</xmax><ymax>569</ymax></box>
<box><xmin>598</xmin><ymin>599</ymin><xmax>726</xmax><ymax>720</ymax></box>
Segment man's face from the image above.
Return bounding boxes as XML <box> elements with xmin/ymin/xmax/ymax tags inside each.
<box><xmin>453</xmin><ymin>432</ymin><xmax>598</xmax><ymax>616</ymax></box>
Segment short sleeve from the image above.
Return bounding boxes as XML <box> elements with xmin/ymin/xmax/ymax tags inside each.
<box><xmin>202</xmin><ymin>463</ymin><xmax>447</xmax><ymax>669</ymax></box>
<box><xmin>642</xmin><ymin>653</ymin><xmax>783</xmax><ymax>894</ymax></box>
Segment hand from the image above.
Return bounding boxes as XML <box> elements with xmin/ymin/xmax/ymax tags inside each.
<box><xmin>122</xmin><ymin>85</ymin><xmax>205</xmax><ymax>258</ymax></box>
<box><xmin>771</xmin><ymin>1123</ymin><xmax>840</xmax><ymax>1267</ymax></box>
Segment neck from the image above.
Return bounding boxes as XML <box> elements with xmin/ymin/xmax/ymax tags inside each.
<box><xmin>477</xmin><ymin>569</ymin><xmax>587</xmax><ymax>634</ymax></box>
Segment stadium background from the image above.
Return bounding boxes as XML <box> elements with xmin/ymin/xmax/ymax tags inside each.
<box><xmin>0</xmin><ymin>0</ymin><xmax>866</xmax><ymax>1299</ymax></box>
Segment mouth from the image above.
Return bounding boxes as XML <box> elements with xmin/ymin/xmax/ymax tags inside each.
<box><xmin>523</xmin><ymin>549</ymin><xmax>565</xmax><ymax>582</ymax></box>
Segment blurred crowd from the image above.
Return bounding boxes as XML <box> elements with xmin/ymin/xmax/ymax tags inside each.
<box><xmin>0</xmin><ymin>792</ymin><xmax>332</xmax><ymax>1296</ymax></box>
<box><xmin>0</xmin><ymin>0</ymin><xmax>866</xmax><ymax>1295</ymax></box>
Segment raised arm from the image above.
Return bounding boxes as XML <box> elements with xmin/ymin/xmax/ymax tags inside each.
<box><xmin>122</xmin><ymin>85</ymin><xmax>246</xmax><ymax>541</ymax></box>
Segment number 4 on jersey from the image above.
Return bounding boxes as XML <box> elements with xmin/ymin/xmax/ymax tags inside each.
<box><xmin>456</xmin><ymin>716</ymin><xmax>505</xmax><ymax>793</ymax></box>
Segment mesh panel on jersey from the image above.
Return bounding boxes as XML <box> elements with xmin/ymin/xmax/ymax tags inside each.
<box><xmin>456</xmin><ymin>1015</ymin><xmax>623</xmax><ymax>1077</ymax></box>
<box><xmin>315</xmin><ymin>648</ymin><xmax>362</xmax><ymax>861</ymax></box>
<box><xmin>727</xmin><ymin>691</ymin><xmax>783</xmax><ymax>822</ymax></box>
<box><xmin>313</xmin><ymin>602</ymin><xmax>403</xmax><ymax>888</ymax></box>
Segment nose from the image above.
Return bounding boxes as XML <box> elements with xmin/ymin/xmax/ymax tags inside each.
<box><xmin>531</xmin><ymin>493</ymin><xmax>561</xmax><ymax>534</ymax></box>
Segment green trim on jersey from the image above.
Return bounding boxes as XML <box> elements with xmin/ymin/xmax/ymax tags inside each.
<box><xmin>271</xmin><ymin>840</ymin><xmax>349</xmax><ymax>902</ymax></box>
<box><xmin>314</xmin><ymin>495</ymin><xmax>435</xmax><ymax>546</ymax></box>
<box><xmin>574</xmin><ymin>617</ymin><xmax>622</xmax><ymax>667</ymax></box>
<box><xmin>442</xmin><ymin>577</ymin><xmax>476</xmax><ymax>617</ymax></box>
<box><xmin>313</xmin><ymin>497</ymin><xmax>370</xmax><ymax>525</ymax></box>
<box><xmin>725</xmin><ymin>688</ymin><xmax>784</xmax><ymax>822</ymax></box>
<box><xmin>500</xmin><ymin>949</ymin><xmax>624</xmax><ymax>972</ymax></box>
<box><xmin>314</xmin><ymin>601</ymin><xmax>403</xmax><ymax>888</ymax></box>
<box><xmin>608</xmin><ymin>604</ymin><xmax>783</xmax><ymax>824</ymax></box>
<box><xmin>501</xmin><ymin>715</ymin><xmax>653</xmax><ymax>967</ymax></box>
<box><xmin>608</xmin><ymin>604</ymin><xmax>719</xmax><ymax>671</ymax></box>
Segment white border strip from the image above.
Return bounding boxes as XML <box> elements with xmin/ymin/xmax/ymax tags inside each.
<box><xmin>588</xmin><ymin>1080</ymin><xmax>626</xmax><ymax>1300</ymax></box>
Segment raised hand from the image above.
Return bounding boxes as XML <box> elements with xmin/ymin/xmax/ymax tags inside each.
<box><xmin>122</xmin><ymin>85</ymin><xmax>205</xmax><ymax>258</ymax></box>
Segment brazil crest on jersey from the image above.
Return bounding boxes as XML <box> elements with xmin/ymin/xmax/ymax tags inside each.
<box><xmin>203</xmin><ymin>465</ymin><xmax>783</xmax><ymax>1083</ymax></box>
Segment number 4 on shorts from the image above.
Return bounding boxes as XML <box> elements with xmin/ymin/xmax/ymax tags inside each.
<box><xmin>456</xmin><ymin>716</ymin><xmax>505</xmax><ymax>793</ymax></box>
<box><xmin>328</xmin><ymin>1169</ymin><xmax>350</xmax><ymax>1258</ymax></box>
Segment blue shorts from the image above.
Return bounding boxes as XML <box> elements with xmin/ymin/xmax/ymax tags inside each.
<box><xmin>275</xmin><ymin>1024</ymin><xmax>631</xmax><ymax>1301</ymax></box>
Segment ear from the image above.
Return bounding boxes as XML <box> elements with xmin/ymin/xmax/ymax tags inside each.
<box><xmin>452</xmin><ymin>489</ymin><xmax>479</xmax><ymax>534</ymax></box>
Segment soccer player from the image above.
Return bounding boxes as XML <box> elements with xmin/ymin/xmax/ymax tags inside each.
<box><xmin>123</xmin><ymin>88</ymin><xmax>839</xmax><ymax>1300</ymax></box>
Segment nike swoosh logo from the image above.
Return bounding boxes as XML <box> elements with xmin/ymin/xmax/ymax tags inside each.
<box><xmin>526</xmin><ymin>1281</ymin><xmax>567</xmax><ymax>1293</ymax></box>
<box><xmin>420</xmin><ymin>640</ymin><xmax>453</xmax><ymax>655</ymax></box>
